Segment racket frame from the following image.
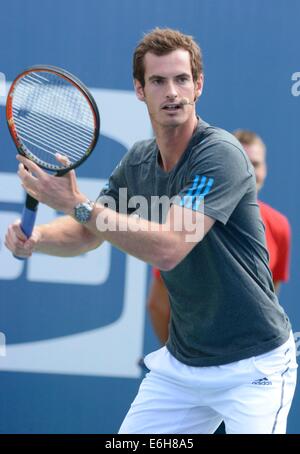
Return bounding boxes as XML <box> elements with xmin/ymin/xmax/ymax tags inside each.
<box><xmin>6</xmin><ymin>64</ymin><xmax>100</xmax><ymax>176</ymax></box>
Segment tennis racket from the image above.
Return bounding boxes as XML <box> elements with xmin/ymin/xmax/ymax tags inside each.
<box><xmin>6</xmin><ymin>65</ymin><xmax>100</xmax><ymax>258</ymax></box>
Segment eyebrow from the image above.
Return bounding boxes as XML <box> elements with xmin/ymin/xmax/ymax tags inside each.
<box><xmin>148</xmin><ymin>73</ymin><xmax>191</xmax><ymax>81</ymax></box>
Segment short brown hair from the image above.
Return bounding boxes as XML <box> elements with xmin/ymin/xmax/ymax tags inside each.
<box><xmin>233</xmin><ymin>129</ymin><xmax>266</xmax><ymax>150</ymax></box>
<box><xmin>133</xmin><ymin>28</ymin><xmax>203</xmax><ymax>87</ymax></box>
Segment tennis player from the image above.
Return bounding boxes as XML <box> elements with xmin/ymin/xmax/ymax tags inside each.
<box><xmin>5</xmin><ymin>28</ymin><xmax>297</xmax><ymax>434</ymax></box>
<box><xmin>147</xmin><ymin>129</ymin><xmax>293</xmax><ymax>434</ymax></box>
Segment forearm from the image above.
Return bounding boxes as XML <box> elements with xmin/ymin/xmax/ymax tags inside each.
<box><xmin>84</xmin><ymin>204</ymin><xmax>177</xmax><ymax>270</ymax></box>
<box><xmin>36</xmin><ymin>216</ymin><xmax>103</xmax><ymax>257</ymax></box>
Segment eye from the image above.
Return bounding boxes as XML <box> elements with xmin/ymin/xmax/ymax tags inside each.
<box><xmin>177</xmin><ymin>76</ymin><xmax>190</xmax><ymax>84</ymax></box>
<box><xmin>152</xmin><ymin>78</ymin><xmax>164</xmax><ymax>85</ymax></box>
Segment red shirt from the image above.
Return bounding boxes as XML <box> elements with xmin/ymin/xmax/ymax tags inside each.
<box><xmin>152</xmin><ymin>267</ymin><xmax>162</xmax><ymax>280</ymax></box>
<box><xmin>153</xmin><ymin>200</ymin><xmax>291</xmax><ymax>284</ymax></box>
<box><xmin>258</xmin><ymin>200</ymin><xmax>291</xmax><ymax>282</ymax></box>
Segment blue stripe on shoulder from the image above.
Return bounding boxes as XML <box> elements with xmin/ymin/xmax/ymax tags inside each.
<box><xmin>180</xmin><ymin>175</ymin><xmax>214</xmax><ymax>210</ymax></box>
<box><xmin>193</xmin><ymin>177</ymin><xmax>214</xmax><ymax>211</ymax></box>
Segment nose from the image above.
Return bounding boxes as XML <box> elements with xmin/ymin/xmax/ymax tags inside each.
<box><xmin>165</xmin><ymin>80</ymin><xmax>178</xmax><ymax>100</ymax></box>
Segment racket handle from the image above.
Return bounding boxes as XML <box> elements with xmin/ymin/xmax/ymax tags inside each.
<box><xmin>14</xmin><ymin>195</ymin><xmax>39</xmax><ymax>260</ymax></box>
<box><xmin>20</xmin><ymin>205</ymin><xmax>38</xmax><ymax>238</ymax></box>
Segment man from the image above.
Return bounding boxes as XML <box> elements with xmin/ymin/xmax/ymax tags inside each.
<box><xmin>147</xmin><ymin>129</ymin><xmax>292</xmax><ymax>435</ymax></box>
<box><xmin>5</xmin><ymin>28</ymin><xmax>297</xmax><ymax>434</ymax></box>
<box><xmin>149</xmin><ymin>130</ymin><xmax>291</xmax><ymax>345</ymax></box>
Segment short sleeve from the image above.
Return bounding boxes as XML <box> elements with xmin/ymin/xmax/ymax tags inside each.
<box><xmin>174</xmin><ymin>140</ymin><xmax>254</xmax><ymax>224</ymax></box>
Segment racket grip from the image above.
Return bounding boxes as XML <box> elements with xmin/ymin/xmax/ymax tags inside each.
<box><xmin>14</xmin><ymin>195</ymin><xmax>39</xmax><ymax>260</ymax></box>
<box><xmin>20</xmin><ymin>206</ymin><xmax>38</xmax><ymax>238</ymax></box>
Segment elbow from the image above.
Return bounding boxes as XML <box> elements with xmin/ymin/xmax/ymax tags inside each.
<box><xmin>81</xmin><ymin>227</ymin><xmax>103</xmax><ymax>252</ymax></box>
<box><xmin>156</xmin><ymin>248</ymin><xmax>184</xmax><ymax>272</ymax></box>
<box><xmin>160</xmin><ymin>258</ymin><xmax>182</xmax><ymax>272</ymax></box>
<box><xmin>153</xmin><ymin>231</ymin><xmax>196</xmax><ymax>271</ymax></box>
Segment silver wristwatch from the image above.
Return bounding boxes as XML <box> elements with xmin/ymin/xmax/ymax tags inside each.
<box><xmin>73</xmin><ymin>199</ymin><xmax>94</xmax><ymax>224</ymax></box>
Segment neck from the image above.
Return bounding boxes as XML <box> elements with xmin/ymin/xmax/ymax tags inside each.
<box><xmin>154</xmin><ymin>115</ymin><xmax>198</xmax><ymax>172</ymax></box>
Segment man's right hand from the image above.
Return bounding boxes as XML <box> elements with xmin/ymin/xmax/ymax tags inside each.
<box><xmin>4</xmin><ymin>220</ymin><xmax>41</xmax><ymax>258</ymax></box>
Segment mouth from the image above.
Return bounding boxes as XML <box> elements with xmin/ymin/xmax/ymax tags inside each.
<box><xmin>161</xmin><ymin>103</ymin><xmax>183</xmax><ymax>112</ymax></box>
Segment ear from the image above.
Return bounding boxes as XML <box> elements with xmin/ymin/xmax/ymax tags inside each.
<box><xmin>134</xmin><ymin>79</ymin><xmax>146</xmax><ymax>102</ymax></box>
<box><xmin>194</xmin><ymin>73</ymin><xmax>204</xmax><ymax>100</ymax></box>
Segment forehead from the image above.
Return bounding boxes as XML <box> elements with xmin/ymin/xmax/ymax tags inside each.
<box><xmin>243</xmin><ymin>142</ymin><xmax>265</xmax><ymax>162</ymax></box>
<box><xmin>143</xmin><ymin>49</ymin><xmax>192</xmax><ymax>78</ymax></box>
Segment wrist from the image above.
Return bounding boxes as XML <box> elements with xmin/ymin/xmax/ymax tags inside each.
<box><xmin>72</xmin><ymin>197</ymin><xmax>95</xmax><ymax>224</ymax></box>
<box><xmin>32</xmin><ymin>225</ymin><xmax>44</xmax><ymax>252</ymax></box>
<box><xmin>65</xmin><ymin>193</ymin><xmax>87</xmax><ymax>217</ymax></box>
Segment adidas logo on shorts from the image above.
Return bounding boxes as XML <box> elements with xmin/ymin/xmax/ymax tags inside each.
<box><xmin>251</xmin><ymin>377</ymin><xmax>272</xmax><ymax>386</ymax></box>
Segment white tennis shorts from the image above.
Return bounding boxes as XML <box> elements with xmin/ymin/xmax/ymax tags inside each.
<box><xmin>119</xmin><ymin>331</ymin><xmax>297</xmax><ymax>434</ymax></box>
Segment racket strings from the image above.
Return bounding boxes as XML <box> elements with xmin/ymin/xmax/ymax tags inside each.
<box><xmin>13</xmin><ymin>93</ymin><xmax>93</xmax><ymax>146</ymax></box>
<box><xmin>13</xmin><ymin>75</ymin><xmax>94</xmax><ymax>135</ymax></box>
<box><xmin>13</xmin><ymin>116</ymin><xmax>84</xmax><ymax>161</ymax></box>
<box><xmin>12</xmin><ymin>71</ymin><xmax>95</xmax><ymax>169</ymax></box>
<box><xmin>12</xmin><ymin>109</ymin><xmax>90</xmax><ymax>159</ymax></box>
<box><xmin>17</xmin><ymin>72</ymin><xmax>93</xmax><ymax>128</ymax></box>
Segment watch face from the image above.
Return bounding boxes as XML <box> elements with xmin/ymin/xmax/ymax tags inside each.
<box><xmin>75</xmin><ymin>201</ymin><xmax>93</xmax><ymax>223</ymax></box>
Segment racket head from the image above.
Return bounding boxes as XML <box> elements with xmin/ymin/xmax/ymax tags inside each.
<box><xmin>6</xmin><ymin>65</ymin><xmax>100</xmax><ymax>175</ymax></box>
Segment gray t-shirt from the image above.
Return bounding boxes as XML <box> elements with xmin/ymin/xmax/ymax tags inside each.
<box><xmin>98</xmin><ymin>120</ymin><xmax>291</xmax><ymax>366</ymax></box>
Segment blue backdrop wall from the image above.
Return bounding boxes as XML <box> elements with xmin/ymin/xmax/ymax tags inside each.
<box><xmin>0</xmin><ymin>0</ymin><xmax>299</xmax><ymax>434</ymax></box>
